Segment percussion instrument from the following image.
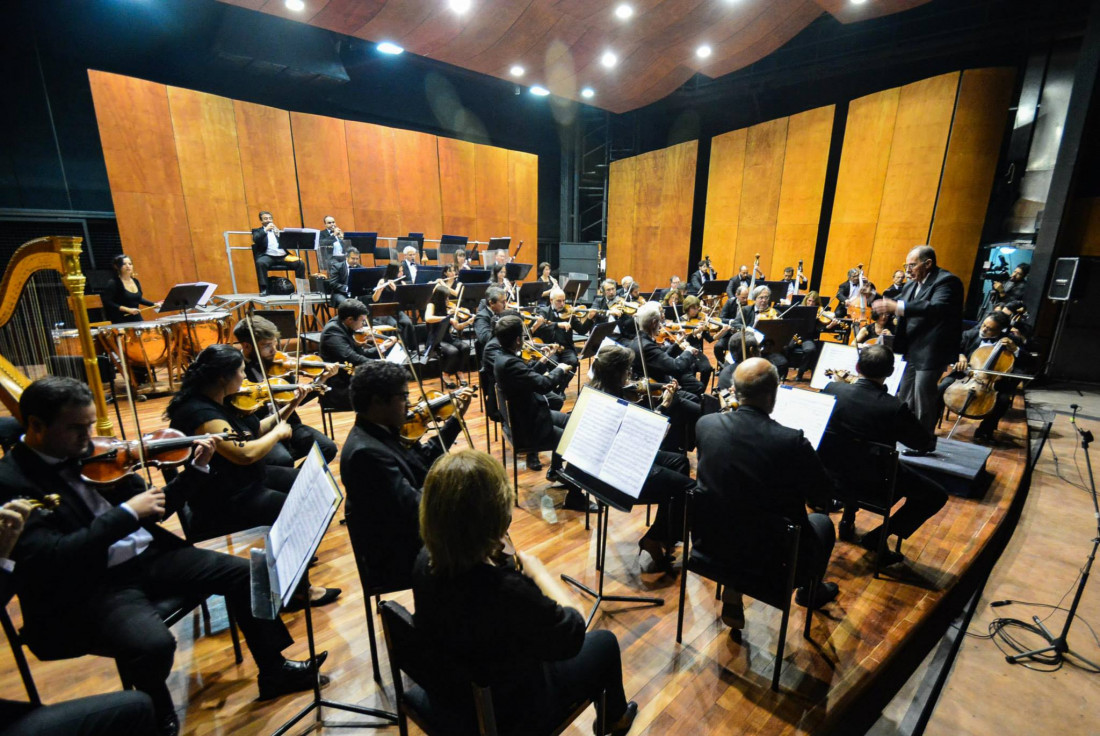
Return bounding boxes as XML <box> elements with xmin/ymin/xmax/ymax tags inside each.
<box><xmin>51</xmin><ymin>328</ymin><xmax>83</xmax><ymax>357</ymax></box>
<box><xmin>101</xmin><ymin>320</ymin><xmax>171</xmax><ymax>366</ymax></box>
<box><xmin>160</xmin><ymin>311</ymin><xmax>231</xmax><ymax>354</ymax></box>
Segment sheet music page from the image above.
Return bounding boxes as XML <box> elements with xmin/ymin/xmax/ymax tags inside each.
<box><xmin>267</xmin><ymin>445</ymin><xmax>343</xmax><ymax>605</ymax></box>
<box><xmin>561</xmin><ymin>390</ymin><xmax>628</xmax><ymax>479</ymax></box>
<box><xmin>597</xmin><ymin>404</ymin><xmax>669</xmax><ymax>498</ymax></box>
<box><xmin>771</xmin><ymin>386</ymin><xmax>836</xmax><ymax>450</ymax></box>
<box><xmin>810</xmin><ymin>342</ymin><xmax>905</xmax><ymax>395</ymax></box>
<box><xmin>385</xmin><ymin>342</ymin><xmax>408</xmax><ymax>365</ymax></box>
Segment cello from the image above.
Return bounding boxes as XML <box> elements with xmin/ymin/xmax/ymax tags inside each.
<box><xmin>943</xmin><ymin>337</ymin><xmax>1018</xmax><ymax>419</ymax></box>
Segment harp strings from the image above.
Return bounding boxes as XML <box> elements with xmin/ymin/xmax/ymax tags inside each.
<box><xmin>0</xmin><ymin>271</ymin><xmax>82</xmax><ymax>382</ymax></box>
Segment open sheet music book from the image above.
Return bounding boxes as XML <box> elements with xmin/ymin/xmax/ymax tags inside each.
<box><xmin>810</xmin><ymin>342</ymin><xmax>906</xmax><ymax>395</ymax></box>
<box><xmin>771</xmin><ymin>385</ymin><xmax>836</xmax><ymax>450</ymax></box>
<box><xmin>558</xmin><ymin>387</ymin><xmax>669</xmax><ymax>499</ymax></box>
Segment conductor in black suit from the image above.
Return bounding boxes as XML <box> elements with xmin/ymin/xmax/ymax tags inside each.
<box><xmin>820</xmin><ymin>345</ymin><xmax>947</xmax><ymax>563</ymax></box>
<box><xmin>695</xmin><ymin>358</ymin><xmax>840</xmax><ymax>631</ymax></box>
<box><xmin>251</xmin><ymin>210</ymin><xmax>305</xmax><ymax>295</ymax></box>
<box><xmin>0</xmin><ymin>499</ymin><xmax>158</xmax><ymax>736</ymax></box>
<box><xmin>340</xmin><ymin>362</ymin><xmax>473</xmax><ymax>591</ymax></box>
<box><xmin>873</xmin><ymin>245</ymin><xmax>964</xmax><ymax>432</ymax></box>
<box><xmin>0</xmin><ymin>377</ymin><xmax>327</xmax><ymax>735</ymax></box>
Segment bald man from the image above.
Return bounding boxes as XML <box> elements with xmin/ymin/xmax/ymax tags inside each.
<box><xmin>695</xmin><ymin>358</ymin><xmax>839</xmax><ymax>632</ymax></box>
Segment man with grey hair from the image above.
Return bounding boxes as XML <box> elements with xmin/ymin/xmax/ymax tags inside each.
<box><xmin>873</xmin><ymin>245</ymin><xmax>963</xmax><ymax>433</ymax></box>
<box><xmin>473</xmin><ymin>286</ymin><xmax>509</xmax><ymax>352</ymax></box>
<box><xmin>632</xmin><ymin>301</ymin><xmax>706</xmax><ymax>396</ymax></box>
<box><xmin>695</xmin><ymin>358</ymin><xmax>840</xmax><ymax>632</ymax></box>
<box><xmin>400</xmin><ymin>245</ymin><xmax>420</xmax><ymax>284</ymax></box>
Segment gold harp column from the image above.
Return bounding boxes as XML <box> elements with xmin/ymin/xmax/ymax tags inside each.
<box><xmin>58</xmin><ymin>237</ymin><xmax>115</xmax><ymax>437</ymax></box>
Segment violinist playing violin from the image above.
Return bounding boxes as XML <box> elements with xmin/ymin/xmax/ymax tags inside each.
<box><xmin>535</xmin><ymin>287</ymin><xmax>592</xmax><ymax>370</ymax></box>
<box><xmin>937</xmin><ymin>311</ymin><xmax>1020</xmax><ymax>442</ymax></box>
<box><xmin>233</xmin><ymin>316</ymin><xmax>338</xmax><ymax>465</ymax></box>
<box><xmin>424</xmin><ymin>265</ymin><xmax>473</xmax><ymax>389</ymax></box>
<box><xmin>675</xmin><ymin>295</ymin><xmax>728</xmax><ymax>392</ymax></box>
<box><xmin>589</xmin><ymin>345</ymin><xmax>696</xmax><ymax>573</ymax></box>
<box><xmin>371</xmin><ymin>263</ymin><xmax>417</xmax><ymax>349</ymax></box>
<box><xmin>633</xmin><ymin>302</ymin><xmax>707</xmax><ymax>400</ymax></box>
<box><xmin>320</xmin><ymin>299</ymin><xmax>396</xmax><ymax>412</ymax></box>
<box><xmin>340</xmin><ymin>361</ymin><xmax>474</xmax><ymax>590</ymax></box>
<box><xmin>4</xmin><ymin>377</ymin><xmax>329</xmax><ymax>734</ymax></box>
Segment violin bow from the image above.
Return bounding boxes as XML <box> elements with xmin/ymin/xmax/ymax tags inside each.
<box><xmin>633</xmin><ymin>318</ymin><xmax>657</xmax><ymax>412</ymax></box>
<box><xmin>113</xmin><ymin>331</ymin><xmax>154</xmax><ymax>487</ymax></box>
<box><xmin>244</xmin><ymin>302</ymin><xmax>286</xmax><ymax>421</ymax></box>
<box><xmin>387</xmin><ymin>311</ymin><xmax>461</xmax><ymax>453</ymax></box>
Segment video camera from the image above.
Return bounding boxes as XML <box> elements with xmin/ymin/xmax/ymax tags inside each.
<box><xmin>980</xmin><ymin>254</ymin><xmax>1012</xmax><ymax>282</ymax></box>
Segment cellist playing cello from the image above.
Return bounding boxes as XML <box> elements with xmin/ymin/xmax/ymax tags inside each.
<box><xmin>937</xmin><ymin>311</ymin><xmax>1020</xmax><ymax>442</ymax></box>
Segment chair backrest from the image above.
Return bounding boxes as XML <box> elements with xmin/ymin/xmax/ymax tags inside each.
<box><xmin>493</xmin><ymin>383</ymin><xmax>515</xmax><ymax>445</ymax></box>
<box><xmin>687</xmin><ymin>487</ymin><xmax>800</xmax><ymax>611</ymax></box>
<box><xmin>480</xmin><ymin>368</ymin><xmax>501</xmax><ymax>422</ymax></box>
<box><xmin>817</xmin><ymin>431</ymin><xmax>898</xmax><ymax>510</ymax></box>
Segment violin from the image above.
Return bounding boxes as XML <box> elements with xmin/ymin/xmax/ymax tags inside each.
<box><xmin>269</xmin><ymin>352</ymin><xmax>353</xmax><ymax>377</ymax></box>
<box><xmin>227</xmin><ymin>378</ymin><xmax>328</xmax><ymax>414</ymax></box>
<box><xmin>817</xmin><ymin>308</ymin><xmax>839</xmax><ymax>325</ymax></box>
<box><xmin>521</xmin><ymin>339</ymin><xmax>561</xmax><ymax>363</ymax></box>
<box><xmin>447</xmin><ymin>300</ymin><xmax>473</xmax><ymax>321</ymax></box>
<box><xmin>78</xmin><ymin>429</ymin><xmax>248</xmax><ymax>485</ymax></box>
<box><xmin>622</xmin><ymin>378</ymin><xmax>667</xmax><ymax>403</ymax></box>
<box><xmin>683</xmin><ymin>316</ymin><xmax>724</xmax><ymax>333</ymax></box>
<box><xmin>400</xmin><ymin>388</ymin><xmax>477</xmax><ymax>445</ymax></box>
<box><xmin>610</xmin><ymin>297</ymin><xmax>640</xmax><ymax>316</ymax></box>
<box><xmin>354</xmin><ymin>327</ymin><xmax>397</xmax><ymax>348</ymax></box>
<box><xmin>714</xmin><ymin>388</ymin><xmax>739</xmax><ymax>412</ymax></box>
<box><xmin>943</xmin><ymin>338</ymin><xmax>1018</xmax><ymax>418</ymax></box>
<box><xmin>568</xmin><ymin>305</ymin><xmax>607</xmax><ymax>320</ymax></box>
<box><xmin>824</xmin><ymin>368</ymin><xmax>858</xmax><ymax>384</ymax></box>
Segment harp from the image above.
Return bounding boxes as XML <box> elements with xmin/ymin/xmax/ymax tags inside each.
<box><xmin>0</xmin><ymin>236</ymin><xmax>114</xmax><ymax>436</ymax></box>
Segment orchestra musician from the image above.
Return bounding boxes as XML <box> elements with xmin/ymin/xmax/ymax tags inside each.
<box><xmin>632</xmin><ymin>302</ymin><xmax>706</xmax><ymax>399</ymax></box>
<box><xmin>936</xmin><ymin>311</ymin><xmax>1020</xmax><ymax>442</ymax></box>
<box><xmin>324</xmin><ymin>246</ymin><xmax>360</xmax><ymax>307</ymax></box>
<box><xmin>882</xmin><ymin>269</ymin><xmax>907</xmax><ymax>300</ymax></box>
<box><xmin>473</xmin><ymin>286</ymin><xmax>508</xmax><ymax>354</ymax></box>
<box><xmin>535</xmin><ymin>287</ymin><xmax>591</xmax><ymax>370</ymax></box>
<box><xmin>872</xmin><ymin>245</ymin><xmax>964</xmax><ymax>432</ymax></box>
<box><xmin>725</xmin><ymin>264</ymin><xmax>758</xmax><ymax>300</ymax></box>
<box><xmin>688</xmin><ymin>259</ymin><xmax>714</xmax><ymax>293</ymax></box>
<box><xmin>411</xmin><ymin>450</ymin><xmax>637</xmax><ymax>736</ymax></box>
<box><xmin>695</xmin><ymin>359</ymin><xmax>841</xmax><ymax>633</ymax></box>
<box><xmin>855</xmin><ymin>310</ymin><xmax>896</xmax><ymax>347</ymax></box>
<box><xmin>715</xmin><ymin>334</ymin><xmax>761</xmax><ymax>391</ymax></box>
<box><xmin>820</xmin><ymin>345</ymin><xmax>947</xmax><ymax>563</ymax></box>
<box><xmin>400</xmin><ymin>245</ymin><xmax>421</xmax><ymax>284</ymax></box>
<box><xmin>714</xmin><ymin>284</ymin><xmax>751</xmax><ymax>365</ymax></box>
<box><xmin>317</xmin><ymin>215</ymin><xmax>345</xmax><ymax>271</ymax></box>
<box><xmin>490</xmin><ymin>265</ymin><xmax>513</xmax><ymax>300</ymax></box>
<box><xmin>232</xmin><ymin>316</ymin><xmax>338</xmax><ymax>465</ymax></box>
<box><xmin>5</xmin><ymin>377</ymin><xmax>328</xmax><ymax>735</ymax></box>
<box><xmin>370</xmin><ymin>262</ymin><xmax>418</xmax><ymax>351</ymax></box>
<box><xmin>589</xmin><ymin>344</ymin><xmax>696</xmax><ymax>573</ymax></box>
<box><xmin>779</xmin><ymin>266</ymin><xmax>807</xmax><ymax>303</ymax></box>
<box><xmin>0</xmin><ymin>498</ymin><xmax>159</xmax><ymax>736</ymax></box>
<box><xmin>251</xmin><ymin>210</ymin><xmax>306</xmax><ymax>296</ymax></box>
<box><xmin>454</xmin><ymin>248</ymin><xmax>472</xmax><ymax>271</ymax></box>
<box><xmin>319</xmin><ymin>299</ymin><xmax>397</xmax><ymax>412</ymax></box>
<box><xmin>102</xmin><ymin>255</ymin><xmax>162</xmax><ymax>324</ymax></box>
<box><xmin>493</xmin><ymin>315</ymin><xmax>589</xmax><ymax>510</ymax></box>
<box><xmin>677</xmin><ymin>295</ymin><xmax>728</xmax><ymax>391</ymax></box>
<box><xmin>618</xmin><ymin>276</ymin><xmax>635</xmax><ymax>298</ymax></box>
<box><xmin>423</xmin><ymin>265</ymin><xmax>474</xmax><ymax>389</ymax></box>
<box><xmin>537</xmin><ymin>262</ymin><xmax>559</xmax><ymax>304</ymax></box>
<box><xmin>340</xmin><ymin>361</ymin><xmax>473</xmax><ymax>590</ymax></box>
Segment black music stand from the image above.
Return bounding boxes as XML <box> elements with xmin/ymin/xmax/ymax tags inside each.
<box><xmin>562</xmin><ymin>279</ymin><xmax>589</xmax><ymax>303</ymax></box>
<box><xmin>557</xmin><ymin>465</ymin><xmax>663</xmax><ymax>627</ymax></box>
<box><xmin>755</xmin><ymin>319</ymin><xmax>803</xmax><ymax>353</ymax></box>
<box><xmin>505</xmin><ymin>262</ymin><xmax>533</xmax><ymax>282</ymax></box>
<box><xmin>579</xmin><ymin>320</ymin><xmax>621</xmax><ymax>360</ymax></box>
<box><xmin>280</xmin><ymin>229</ymin><xmax>321</xmax><ymax>275</ymax></box>
<box><xmin>394</xmin><ymin>283</ymin><xmax>435</xmax><ymax>354</ymax></box>
<box><xmin>348</xmin><ymin>267</ymin><xmax>387</xmax><ymax>299</ymax></box>
<box><xmin>458</xmin><ymin>268</ymin><xmax>491</xmax><ymax>284</ymax></box>
<box><xmin>159</xmin><ymin>283</ymin><xmax>215</xmax><ymax>358</ymax></box>
<box><xmin>254</xmin><ymin>310</ymin><xmax>299</xmax><ymax>341</ymax></box>
<box><xmin>700</xmin><ymin>279</ymin><xmax>730</xmax><ymax>298</ymax></box>
<box><xmin>414</xmin><ymin>266</ymin><xmax>445</xmax><ymax>285</ymax></box>
<box><xmin>457</xmin><ymin>283</ymin><xmax>489</xmax><ymax>310</ymax></box>
<box><xmin>518</xmin><ymin>281</ymin><xmax>545</xmax><ymax>306</ymax></box>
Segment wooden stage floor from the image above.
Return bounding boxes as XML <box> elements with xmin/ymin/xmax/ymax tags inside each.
<box><xmin>0</xmin><ymin>366</ymin><xmax>1032</xmax><ymax>735</ymax></box>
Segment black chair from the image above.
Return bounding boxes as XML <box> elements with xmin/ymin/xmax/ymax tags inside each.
<box><xmin>379</xmin><ymin>600</ymin><xmax>599</xmax><ymax>736</ymax></box>
<box><xmin>817</xmin><ymin>432</ymin><xmax>901</xmax><ymax>578</ymax></box>
<box><xmin>494</xmin><ymin>384</ymin><xmax>535</xmax><ymax>508</ymax></box>
<box><xmin>676</xmin><ymin>488</ymin><xmax>817</xmax><ymax>692</ymax></box>
<box><xmin>478</xmin><ymin>367</ymin><xmax>501</xmax><ymax>453</ymax></box>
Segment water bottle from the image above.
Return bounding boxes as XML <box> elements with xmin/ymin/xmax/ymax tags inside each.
<box><xmin>540</xmin><ymin>494</ymin><xmax>558</xmax><ymax>524</ymax></box>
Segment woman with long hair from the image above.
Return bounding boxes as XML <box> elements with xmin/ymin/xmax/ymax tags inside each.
<box><xmin>102</xmin><ymin>254</ymin><xmax>162</xmax><ymax>324</ymax></box>
<box><xmin>413</xmin><ymin>449</ymin><xmax>637</xmax><ymax>735</ymax></box>
<box><xmin>423</xmin><ymin>265</ymin><xmax>473</xmax><ymax>388</ymax></box>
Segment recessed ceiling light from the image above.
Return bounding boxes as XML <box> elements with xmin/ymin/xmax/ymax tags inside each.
<box><xmin>600</xmin><ymin>51</ymin><xmax>618</xmax><ymax>69</ymax></box>
<box><xmin>510</xmin><ymin>65</ymin><xmax>525</xmax><ymax>77</ymax></box>
<box><xmin>377</xmin><ymin>42</ymin><xmax>404</xmax><ymax>55</ymax></box>
<box><xmin>581</xmin><ymin>87</ymin><xmax>595</xmax><ymax>99</ymax></box>
<box><xmin>530</xmin><ymin>86</ymin><xmax>550</xmax><ymax>96</ymax></box>
<box><xmin>285</xmin><ymin>0</ymin><xmax>305</xmax><ymax>10</ymax></box>
<box><xmin>614</xmin><ymin>4</ymin><xmax>633</xmax><ymax>20</ymax></box>
<box><xmin>850</xmin><ymin>0</ymin><xmax>868</xmax><ymax>4</ymax></box>
<box><xmin>449</xmin><ymin>0</ymin><xmax>472</xmax><ymax>13</ymax></box>
<box><xmin>696</xmin><ymin>45</ymin><xmax>712</xmax><ymax>59</ymax></box>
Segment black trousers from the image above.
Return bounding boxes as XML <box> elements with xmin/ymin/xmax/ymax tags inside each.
<box><xmin>436</xmin><ymin>337</ymin><xmax>469</xmax><ymax>376</ymax></box>
<box><xmin>557</xmin><ymin>348</ymin><xmax>580</xmax><ymax>371</ymax></box>
<box><xmin>254</xmin><ymin>255</ymin><xmax>305</xmax><ymax>292</ymax></box>
<box><xmin>72</xmin><ymin>544</ymin><xmax>294</xmax><ymax>717</ymax></box>
<box><xmin>798</xmin><ymin>513</ymin><xmax>836</xmax><ymax>587</ymax></box>
<box><xmin>638</xmin><ymin>451</ymin><xmax>695</xmax><ymax>547</ymax></box>
<box><xmin>266</xmin><ymin>423</ymin><xmax>338</xmax><ymax>466</ymax></box>
<box><xmin>0</xmin><ymin>692</ymin><xmax>155</xmax><ymax>736</ymax></box>
<box><xmin>843</xmin><ymin>465</ymin><xmax>948</xmax><ymax>540</ymax></box>
<box><xmin>188</xmin><ymin>485</ymin><xmax>288</xmax><ymax>540</ymax></box>
<box><xmin>787</xmin><ymin>340</ymin><xmax>818</xmax><ymax>376</ymax></box>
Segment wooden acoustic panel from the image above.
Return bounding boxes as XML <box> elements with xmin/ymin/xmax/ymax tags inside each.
<box><xmin>508</xmin><ymin>150</ymin><xmax>539</xmax><ymax>262</ymax></box>
<box><xmin>168</xmin><ymin>88</ymin><xmax>251</xmax><ymax>291</ymax></box>
<box><xmin>346</xmin><ymin>120</ymin><xmax>403</xmax><ymax>240</ymax></box>
<box><xmin>868</xmin><ymin>72</ymin><xmax>959</xmax><ymax>290</ymax></box>
<box><xmin>606</xmin><ymin>155</ymin><xmax>638</xmax><ymax>282</ymax></box>
<box><xmin>701</xmin><ymin>127</ymin><xmax>748</xmax><ymax>280</ymax></box>
<box><xmin>438</xmin><ymin>137</ymin><xmax>478</xmax><ymax>243</ymax></box>
<box><xmin>392</xmin><ymin>128</ymin><xmax>444</xmax><ymax>238</ymax></box>
<box><xmin>773</xmin><ymin>105</ymin><xmax>835</xmax><ymax>285</ymax></box>
<box><xmin>735</xmin><ymin>117</ymin><xmax>788</xmax><ymax>279</ymax></box>
<box><xmin>822</xmin><ymin>86</ymin><xmax>900</xmax><ymax>298</ymax></box>
<box><xmin>930</xmin><ymin>68</ymin><xmax>1016</xmax><ymax>296</ymax></box>
<box><xmin>475</xmin><ymin>144</ymin><xmax>512</xmax><ymax>250</ymax></box>
<box><xmin>88</xmin><ymin>71</ymin><xmax>196</xmax><ymax>298</ymax></box>
<box><xmin>290</xmin><ymin>112</ymin><xmax>357</xmax><ymax>233</ymax></box>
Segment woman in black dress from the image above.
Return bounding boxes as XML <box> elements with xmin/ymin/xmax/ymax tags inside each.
<box><xmin>423</xmin><ymin>265</ymin><xmax>473</xmax><ymax>388</ymax></box>
<box><xmin>412</xmin><ymin>449</ymin><xmax>637</xmax><ymax>735</ymax></box>
<box><xmin>102</xmin><ymin>254</ymin><xmax>161</xmax><ymax>323</ymax></box>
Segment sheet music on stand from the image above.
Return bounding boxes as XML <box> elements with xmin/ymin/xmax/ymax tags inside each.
<box><xmin>770</xmin><ymin>385</ymin><xmax>836</xmax><ymax>450</ymax></box>
<box><xmin>558</xmin><ymin>387</ymin><xmax>668</xmax><ymax>499</ymax></box>
<box><xmin>251</xmin><ymin>445</ymin><xmax>343</xmax><ymax>619</ymax></box>
<box><xmin>810</xmin><ymin>342</ymin><xmax>906</xmax><ymax>395</ymax></box>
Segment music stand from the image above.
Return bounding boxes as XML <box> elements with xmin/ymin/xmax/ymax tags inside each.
<box><xmin>368</xmin><ymin>301</ymin><xmax>400</xmax><ymax>321</ymax></box>
<box><xmin>414</xmin><ymin>266</ymin><xmax>444</xmax><ymax>285</ymax></box>
<box><xmin>159</xmin><ymin>283</ymin><xmax>216</xmax><ymax>359</ymax></box>
<box><xmin>280</xmin><ymin>229</ymin><xmax>321</xmax><ymax>274</ymax></box>
<box><xmin>518</xmin><ymin>281</ymin><xmax>545</xmax><ymax>306</ymax></box>
<box><xmin>579</xmin><ymin>320</ymin><xmax>621</xmax><ymax>360</ymax></box>
<box><xmin>700</xmin><ymin>279</ymin><xmax>730</xmax><ymax>298</ymax></box>
<box><xmin>251</xmin><ymin>446</ymin><xmax>397</xmax><ymax>734</ymax></box>
<box><xmin>254</xmin><ymin>310</ymin><xmax>299</xmax><ymax>341</ymax></box>
<box><xmin>457</xmin><ymin>283</ymin><xmax>489</xmax><ymax>310</ymax></box>
<box><xmin>348</xmin><ymin>267</ymin><xmax>387</xmax><ymax>299</ymax></box>
<box><xmin>505</xmin><ymin>262</ymin><xmax>533</xmax><ymax>282</ymax></box>
<box><xmin>458</xmin><ymin>269</ymin><xmax>491</xmax><ymax>284</ymax></box>
<box><xmin>755</xmin><ymin>319</ymin><xmax>803</xmax><ymax>353</ymax></box>
<box><xmin>394</xmin><ymin>283</ymin><xmax>435</xmax><ymax>327</ymax></box>
<box><xmin>562</xmin><ymin>279</ymin><xmax>589</xmax><ymax>303</ymax></box>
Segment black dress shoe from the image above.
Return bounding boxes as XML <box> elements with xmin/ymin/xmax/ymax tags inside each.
<box><xmin>284</xmin><ymin>588</ymin><xmax>342</xmax><ymax>613</ymax></box>
<box><xmin>811</xmin><ymin>499</ymin><xmax>844</xmax><ymax>514</ymax></box>
<box><xmin>795</xmin><ymin>581</ymin><xmax>839</xmax><ymax>608</ymax></box>
<box><xmin>563</xmin><ymin>489</ymin><xmax>597</xmax><ymax>513</ymax></box>
<box><xmin>526</xmin><ymin>453</ymin><xmax>543</xmax><ymax>471</ymax></box>
<box><xmin>860</xmin><ymin>533</ymin><xmax>905</xmax><ymax>566</ymax></box>
<box><xmin>159</xmin><ymin>712</ymin><xmax>180</xmax><ymax>736</ymax></box>
<box><xmin>257</xmin><ymin>658</ymin><xmax>330</xmax><ymax>701</ymax></box>
<box><xmin>595</xmin><ymin>701</ymin><xmax>638</xmax><ymax>736</ymax></box>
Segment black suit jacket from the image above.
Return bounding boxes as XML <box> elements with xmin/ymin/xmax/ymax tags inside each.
<box><xmin>494</xmin><ymin>352</ymin><xmax>567</xmax><ymax>449</ymax></box>
<box><xmin>400</xmin><ymin>260</ymin><xmax>418</xmax><ymax>284</ymax></box>
<box><xmin>822</xmin><ymin>379</ymin><xmax>934</xmax><ymax>454</ymax></box>
<box><xmin>252</xmin><ymin>226</ymin><xmax>281</xmax><ymax>257</ymax></box>
<box><xmin>633</xmin><ymin>333</ymin><xmax>695</xmax><ymax>384</ymax></box>
<box><xmin>695</xmin><ymin>405</ymin><xmax>834</xmax><ymax>553</ymax></box>
<box><xmin>893</xmin><ymin>267</ymin><xmax>964</xmax><ymax>370</ymax></box>
<box><xmin>340</xmin><ymin>419</ymin><xmax>457</xmax><ymax>590</ymax></box>
<box><xmin>726</xmin><ymin>275</ymin><xmax>753</xmax><ymax>299</ymax></box>
<box><xmin>473</xmin><ymin>305</ymin><xmax>497</xmax><ymax>348</ymax></box>
<box><xmin>325</xmin><ymin>258</ymin><xmax>350</xmax><ymax>297</ymax></box>
<box><xmin>688</xmin><ymin>270</ymin><xmax>709</xmax><ymax>293</ymax></box>
<box><xmin>0</xmin><ymin>444</ymin><xmax>195</xmax><ymax>651</ymax></box>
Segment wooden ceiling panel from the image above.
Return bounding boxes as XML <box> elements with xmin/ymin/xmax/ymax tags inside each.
<box><xmin>221</xmin><ymin>0</ymin><xmax>934</xmax><ymax>112</ymax></box>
